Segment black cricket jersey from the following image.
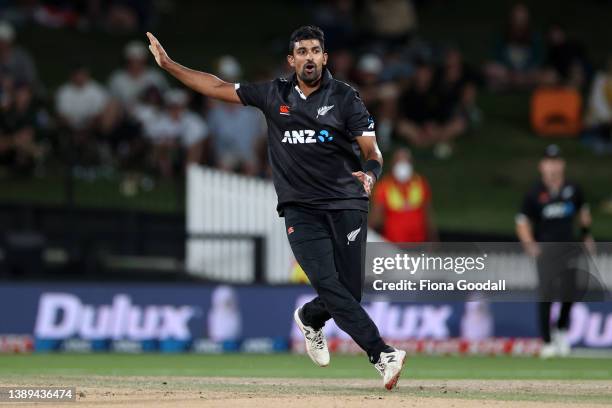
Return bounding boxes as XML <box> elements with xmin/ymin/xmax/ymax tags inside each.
<box><xmin>235</xmin><ymin>69</ymin><xmax>375</xmax><ymax>216</ymax></box>
<box><xmin>518</xmin><ymin>181</ymin><xmax>586</xmax><ymax>242</ymax></box>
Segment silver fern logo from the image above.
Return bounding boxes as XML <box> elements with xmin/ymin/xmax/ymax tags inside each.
<box><xmin>346</xmin><ymin>227</ymin><xmax>361</xmax><ymax>244</ymax></box>
<box><xmin>316</xmin><ymin>105</ymin><xmax>334</xmax><ymax>118</ymax></box>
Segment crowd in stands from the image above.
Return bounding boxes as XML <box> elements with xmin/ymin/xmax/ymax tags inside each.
<box><xmin>1</xmin><ymin>1</ymin><xmax>611</xmax><ymax>196</ymax></box>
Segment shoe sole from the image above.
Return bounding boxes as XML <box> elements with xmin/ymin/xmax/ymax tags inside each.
<box><xmin>385</xmin><ymin>352</ymin><xmax>407</xmax><ymax>390</ymax></box>
<box><xmin>293</xmin><ymin>308</ymin><xmax>329</xmax><ymax>367</ymax></box>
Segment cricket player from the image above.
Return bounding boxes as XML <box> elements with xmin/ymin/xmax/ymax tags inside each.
<box><xmin>516</xmin><ymin>144</ymin><xmax>594</xmax><ymax>358</ymax></box>
<box><xmin>146</xmin><ymin>25</ymin><xmax>406</xmax><ymax>389</ymax></box>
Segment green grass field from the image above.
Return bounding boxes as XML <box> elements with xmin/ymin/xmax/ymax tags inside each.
<box><xmin>1</xmin><ymin>353</ymin><xmax>611</xmax><ymax>380</ymax></box>
<box><xmin>2</xmin><ymin>354</ymin><xmax>612</xmax><ymax>406</ymax></box>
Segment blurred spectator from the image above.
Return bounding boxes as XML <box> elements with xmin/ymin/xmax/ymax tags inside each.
<box><xmin>328</xmin><ymin>48</ymin><xmax>354</xmax><ymax>83</ymax></box>
<box><xmin>437</xmin><ymin>48</ymin><xmax>482</xmax><ymax>125</ymax></box>
<box><xmin>132</xmin><ymin>84</ymin><xmax>163</xmax><ymax>141</ymax></box>
<box><xmin>0</xmin><ymin>21</ymin><xmax>38</xmax><ymax>89</ymax></box>
<box><xmin>541</xmin><ymin>23</ymin><xmax>589</xmax><ymax>89</ymax></box>
<box><xmin>484</xmin><ymin>3</ymin><xmax>543</xmax><ymax>90</ymax></box>
<box><xmin>207</xmin><ymin>56</ymin><xmax>266</xmax><ymax>176</ymax></box>
<box><xmin>108</xmin><ymin>40</ymin><xmax>168</xmax><ymax>108</ymax></box>
<box><xmin>55</xmin><ymin>64</ymin><xmax>115</xmax><ymax>165</ymax></box>
<box><xmin>147</xmin><ymin>89</ymin><xmax>208</xmax><ymax>179</ymax></box>
<box><xmin>105</xmin><ymin>0</ymin><xmax>153</xmax><ymax>32</ymax></box>
<box><xmin>369</xmin><ymin>148</ymin><xmax>437</xmax><ymax>242</ymax></box>
<box><xmin>0</xmin><ymin>82</ymin><xmax>44</xmax><ymax>174</ymax></box>
<box><xmin>354</xmin><ymin>53</ymin><xmax>397</xmax><ymax>151</ymax></box>
<box><xmin>313</xmin><ymin>0</ymin><xmax>357</xmax><ymax>50</ymax></box>
<box><xmin>582</xmin><ymin>55</ymin><xmax>612</xmax><ymax>154</ymax></box>
<box><xmin>354</xmin><ymin>53</ymin><xmax>384</xmax><ymax>107</ymax></box>
<box><xmin>360</xmin><ymin>0</ymin><xmax>418</xmax><ymax>50</ymax></box>
<box><xmin>395</xmin><ymin>60</ymin><xmax>466</xmax><ymax>155</ymax></box>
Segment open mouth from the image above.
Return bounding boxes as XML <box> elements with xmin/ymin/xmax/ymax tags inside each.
<box><xmin>304</xmin><ymin>63</ymin><xmax>315</xmax><ymax>75</ymax></box>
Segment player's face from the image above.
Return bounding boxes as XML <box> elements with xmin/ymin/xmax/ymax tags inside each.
<box><xmin>539</xmin><ymin>158</ymin><xmax>565</xmax><ymax>188</ymax></box>
<box><xmin>288</xmin><ymin>39</ymin><xmax>328</xmax><ymax>86</ymax></box>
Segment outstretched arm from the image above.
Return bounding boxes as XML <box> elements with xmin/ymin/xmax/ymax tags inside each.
<box><xmin>146</xmin><ymin>32</ymin><xmax>241</xmax><ymax>104</ymax></box>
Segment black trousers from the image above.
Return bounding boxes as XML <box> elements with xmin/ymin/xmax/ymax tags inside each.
<box><xmin>284</xmin><ymin>205</ymin><xmax>389</xmax><ymax>362</ymax></box>
<box><xmin>537</xmin><ymin>245</ymin><xmax>578</xmax><ymax>343</ymax></box>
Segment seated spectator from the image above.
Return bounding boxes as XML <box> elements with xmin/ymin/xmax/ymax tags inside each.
<box><xmin>147</xmin><ymin>89</ymin><xmax>208</xmax><ymax>178</ymax></box>
<box><xmin>0</xmin><ymin>21</ymin><xmax>39</xmax><ymax>89</ymax></box>
<box><xmin>370</xmin><ymin>148</ymin><xmax>437</xmax><ymax>242</ymax></box>
<box><xmin>207</xmin><ymin>56</ymin><xmax>266</xmax><ymax>176</ymax></box>
<box><xmin>108</xmin><ymin>40</ymin><xmax>168</xmax><ymax>108</ymax></box>
<box><xmin>0</xmin><ymin>82</ymin><xmax>45</xmax><ymax>174</ymax></box>
<box><xmin>354</xmin><ymin>53</ymin><xmax>398</xmax><ymax>151</ymax></box>
<box><xmin>313</xmin><ymin>0</ymin><xmax>357</xmax><ymax>50</ymax></box>
<box><xmin>582</xmin><ymin>56</ymin><xmax>612</xmax><ymax>154</ymax></box>
<box><xmin>540</xmin><ymin>22</ymin><xmax>589</xmax><ymax>89</ymax></box>
<box><xmin>55</xmin><ymin>64</ymin><xmax>116</xmax><ymax>165</ymax></box>
<box><xmin>360</xmin><ymin>0</ymin><xmax>418</xmax><ymax>50</ymax></box>
<box><xmin>354</xmin><ymin>53</ymin><xmax>384</xmax><ymax>109</ymax></box>
<box><xmin>105</xmin><ymin>0</ymin><xmax>153</xmax><ymax>33</ymax></box>
<box><xmin>328</xmin><ymin>48</ymin><xmax>355</xmax><ymax>83</ymax></box>
<box><xmin>132</xmin><ymin>84</ymin><xmax>164</xmax><ymax>140</ymax></box>
<box><xmin>484</xmin><ymin>3</ymin><xmax>543</xmax><ymax>90</ymax></box>
<box><xmin>437</xmin><ymin>48</ymin><xmax>482</xmax><ymax>125</ymax></box>
<box><xmin>395</xmin><ymin>60</ymin><xmax>466</xmax><ymax>156</ymax></box>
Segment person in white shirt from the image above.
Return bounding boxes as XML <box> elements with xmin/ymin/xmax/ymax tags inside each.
<box><xmin>147</xmin><ymin>88</ymin><xmax>208</xmax><ymax>178</ymax></box>
<box><xmin>55</xmin><ymin>65</ymin><xmax>118</xmax><ymax>163</ymax></box>
<box><xmin>206</xmin><ymin>55</ymin><xmax>266</xmax><ymax>175</ymax></box>
<box><xmin>108</xmin><ymin>41</ymin><xmax>169</xmax><ymax>108</ymax></box>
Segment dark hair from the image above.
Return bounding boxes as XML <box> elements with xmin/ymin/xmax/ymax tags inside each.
<box><xmin>289</xmin><ymin>25</ymin><xmax>325</xmax><ymax>54</ymax></box>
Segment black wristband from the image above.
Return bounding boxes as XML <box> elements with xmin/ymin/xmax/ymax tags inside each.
<box><xmin>581</xmin><ymin>226</ymin><xmax>591</xmax><ymax>239</ymax></box>
<box><xmin>364</xmin><ymin>160</ymin><xmax>382</xmax><ymax>181</ymax></box>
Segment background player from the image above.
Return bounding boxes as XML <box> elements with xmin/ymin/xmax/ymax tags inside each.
<box><xmin>146</xmin><ymin>25</ymin><xmax>406</xmax><ymax>389</ymax></box>
<box><xmin>516</xmin><ymin>144</ymin><xmax>594</xmax><ymax>358</ymax></box>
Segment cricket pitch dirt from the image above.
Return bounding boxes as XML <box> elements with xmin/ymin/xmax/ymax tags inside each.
<box><xmin>4</xmin><ymin>376</ymin><xmax>612</xmax><ymax>407</ymax></box>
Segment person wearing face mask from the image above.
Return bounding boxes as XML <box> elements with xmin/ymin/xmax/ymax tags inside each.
<box><xmin>370</xmin><ymin>148</ymin><xmax>437</xmax><ymax>242</ymax></box>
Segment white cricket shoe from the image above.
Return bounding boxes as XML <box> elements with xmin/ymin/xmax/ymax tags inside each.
<box><xmin>374</xmin><ymin>348</ymin><xmax>407</xmax><ymax>390</ymax></box>
<box><xmin>553</xmin><ymin>330</ymin><xmax>571</xmax><ymax>357</ymax></box>
<box><xmin>539</xmin><ymin>342</ymin><xmax>558</xmax><ymax>359</ymax></box>
<box><xmin>293</xmin><ymin>308</ymin><xmax>329</xmax><ymax>367</ymax></box>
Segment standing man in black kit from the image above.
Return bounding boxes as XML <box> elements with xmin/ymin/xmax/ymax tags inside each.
<box><xmin>146</xmin><ymin>25</ymin><xmax>406</xmax><ymax>389</ymax></box>
<box><xmin>516</xmin><ymin>144</ymin><xmax>595</xmax><ymax>358</ymax></box>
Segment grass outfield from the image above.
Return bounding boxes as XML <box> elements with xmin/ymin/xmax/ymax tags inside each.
<box><xmin>1</xmin><ymin>353</ymin><xmax>611</xmax><ymax>380</ymax></box>
<box><xmin>2</xmin><ymin>354</ymin><xmax>612</xmax><ymax>406</ymax></box>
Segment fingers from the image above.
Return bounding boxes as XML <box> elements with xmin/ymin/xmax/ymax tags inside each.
<box><xmin>146</xmin><ymin>32</ymin><xmax>161</xmax><ymax>50</ymax></box>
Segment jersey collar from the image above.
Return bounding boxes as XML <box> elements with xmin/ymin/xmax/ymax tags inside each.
<box><xmin>292</xmin><ymin>68</ymin><xmax>332</xmax><ymax>100</ymax></box>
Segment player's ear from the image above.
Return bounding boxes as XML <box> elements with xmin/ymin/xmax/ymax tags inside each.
<box><xmin>323</xmin><ymin>52</ymin><xmax>328</xmax><ymax>66</ymax></box>
<box><xmin>287</xmin><ymin>54</ymin><xmax>295</xmax><ymax>68</ymax></box>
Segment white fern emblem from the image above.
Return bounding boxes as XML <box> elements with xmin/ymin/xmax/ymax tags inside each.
<box><xmin>346</xmin><ymin>227</ymin><xmax>361</xmax><ymax>244</ymax></box>
<box><xmin>316</xmin><ymin>105</ymin><xmax>334</xmax><ymax>118</ymax></box>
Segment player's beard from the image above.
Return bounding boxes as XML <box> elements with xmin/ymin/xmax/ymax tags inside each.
<box><xmin>298</xmin><ymin>63</ymin><xmax>321</xmax><ymax>86</ymax></box>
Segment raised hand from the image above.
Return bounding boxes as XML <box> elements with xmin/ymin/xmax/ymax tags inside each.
<box><xmin>146</xmin><ymin>32</ymin><xmax>170</xmax><ymax>69</ymax></box>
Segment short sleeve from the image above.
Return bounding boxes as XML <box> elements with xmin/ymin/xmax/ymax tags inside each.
<box><xmin>518</xmin><ymin>191</ymin><xmax>538</xmax><ymax>223</ymax></box>
<box><xmin>574</xmin><ymin>184</ymin><xmax>586</xmax><ymax>210</ymax></box>
<box><xmin>344</xmin><ymin>89</ymin><xmax>375</xmax><ymax>140</ymax></box>
<box><xmin>235</xmin><ymin>81</ymin><xmax>273</xmax><ymax>111</ymax></box>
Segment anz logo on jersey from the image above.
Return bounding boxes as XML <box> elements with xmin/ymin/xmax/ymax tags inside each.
<box><xmin>282</xmin><ymin>129</ymin><xmax>334</xmax><ymax>144</ymax></box>
<box><xmin>542</xmin><ymin>202</ymin><xmax>575</xmax><ymax>219</ymax></box>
